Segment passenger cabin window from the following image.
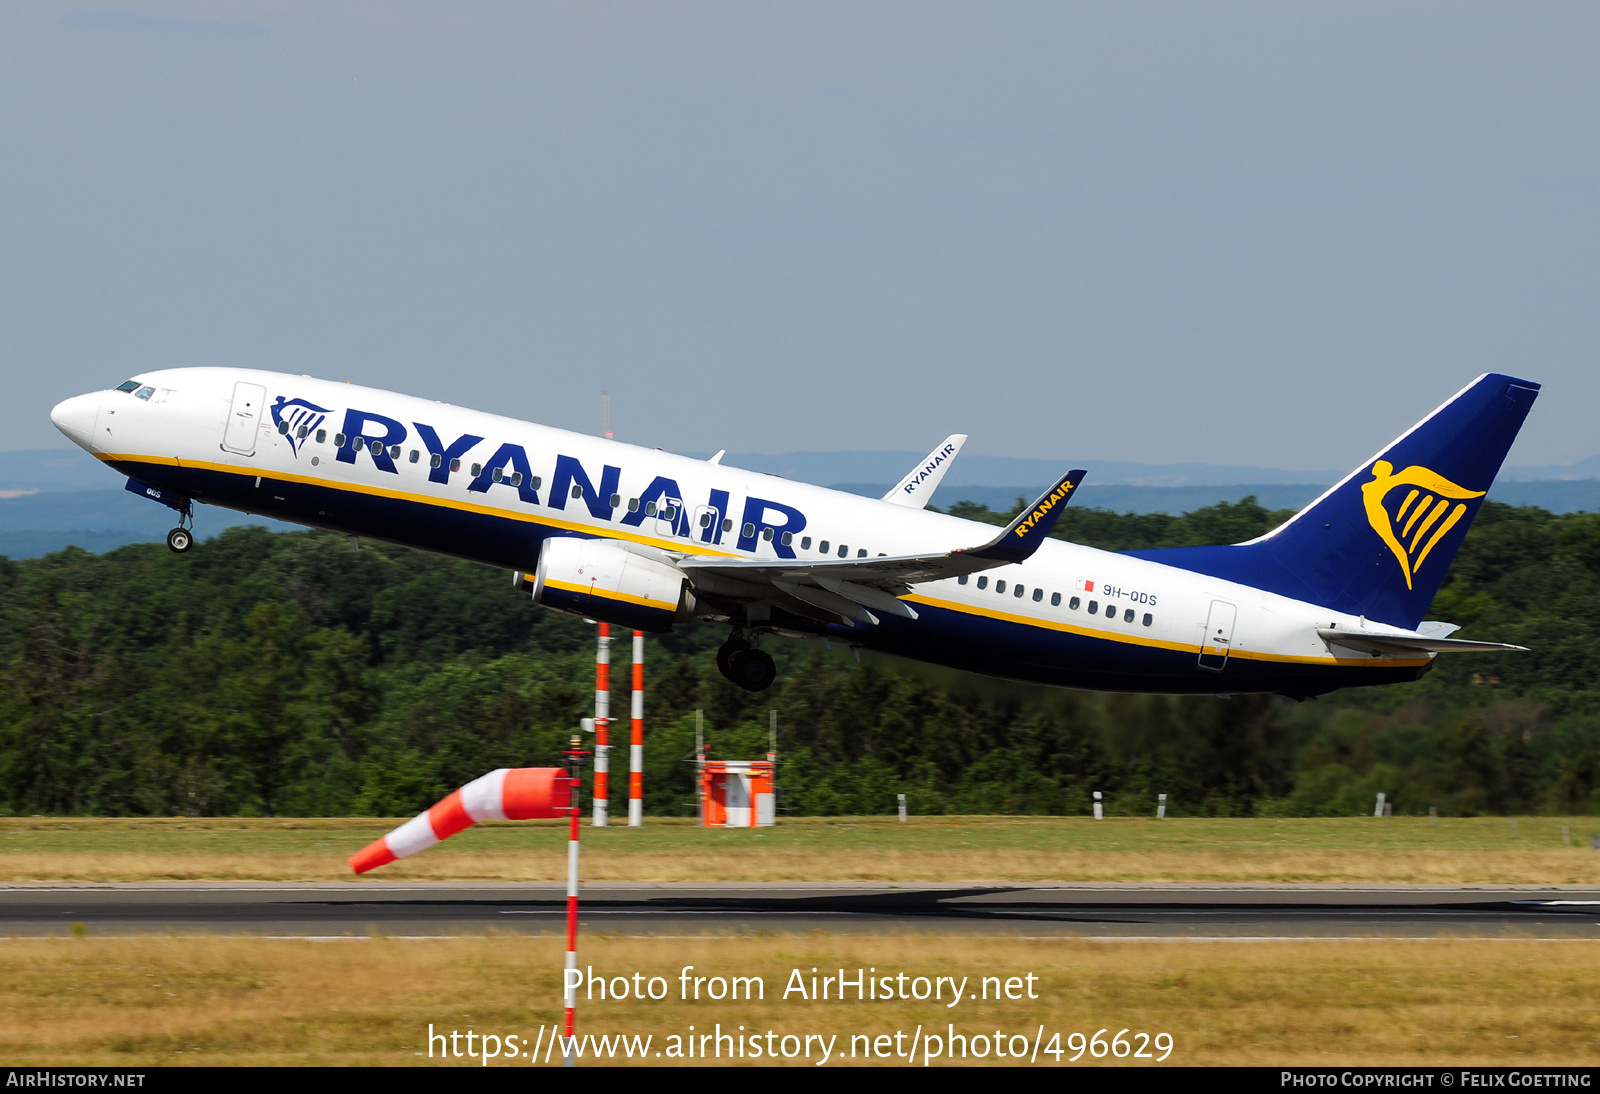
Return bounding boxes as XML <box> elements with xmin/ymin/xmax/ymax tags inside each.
<box><xmin>473</xmin><ymin>463</ymin><xmax>484</xmax><ymax>477</ymax></box>
<box><xmin>1014</xmin><ymin>584</ymin><xmax>1025</xmax><ymax>598</ymax></box>
<box><xmin>699</xmin><ymin>511</ymin><xmax>713</xmax><ymax>528</ymax></box>
<box><xmin>1087</xmin><ymin>600</ymin><xmax>1098</xmax><ymax>614</ymax></box>
<box><xmin>492</xmin><ymin>467</ymin><xmax>503</xmax><ymax>483</ymax></box>
<box><xmin>781</xmin><ymin>531</ymin><xmax>793</xmax><ymax>546</ymax></box>
<box><xmin>334</xmin><ymin>433</ymin><xmax>347</xmax><ymax>447</ymax></box>
<box><xmin>801</xmin><ymin>536</ymin><xmax>812</xmax><ymax>550</ymax></box>
<box><xmin>722</xmin><ymin>518</ymin><xmax>733</xmax><ymax>532</ymax></box>
<box><xmin>995</xmin><ymin>580</ymin><xmax>1006</xmax><ymax>594</ymax></box>
<box><xmin>115</xmin><ymin>380</ymin><xmax>141</xmax><ymax>392</ymax></box>
<box><xmin>645</xmin><ymin>501</ymin><xmax>657</xmax><ymax>516</ymax></box>
<box><xmin>819</xmin><ymin>540</ymin><xmax>830</xmax><ymax>553</ymax></box>
<box><xmin>297</xmin><ymin>426</ymin><xmax>309</xmax><ymax>439</ymax></box>
<box><xmin>450</xmin><ymin>458</ymin><xmax>460</xmax><ymax>472</ymax></box>
<box><xmin>628</xmin><ymin>498</ymin><xmax>640</xmax><ymax>512</ymax></box>
<box><xmin>762</xmin><ymin>527</ymin><xmax>774</xmax><ymax>541</ymax></box>
<box><xmin>609</xmin><ymin>493</ymin><xmax>622</xmax><ymax>507</ymax></box>
<box><xmin>1050</xmin><ymin>592</ymin><xmax>1060</xmax><ymax>606</ymax></box>
<box><xmin>277</xmin><ymin>421</ymin><xmax>289</xmax><ymax>434</ymax></box>
<box><xmin>1069</xmin><ymin>596</ymin><xmax>1080</xmax><ymax>610</ymax></box>
<box><xmin>858</xmin><ymin>549</ymin><xmax>867</xmax><ymax>558</ymax></box>
<box><xmin>976</xmin><ymin>576</ymin><xmax>988</xmax><ymax>590</ymax></box>
<box><xmin>316</xmin><ymin>429</ymin><xmax>326</xmax><ymax>444</ymax></box>
<box><xmin>571</xmin><ymin>484</ymin><xmax>583</xmax><ymax>499</ymax></box>
<box><xmin>742</xmin><ymin>522</ymin><xmax>756</xmax><ymax>538</ymax></box>
<box><xmin>837</xmin><ymin>544</ymin><xmax>848</xmax><ymax>557</ymax></box>
<box><xmin>388</xmin><ymin>445</ymin><xmax>400</xmax><ymax>459</ymax></box>
<box><xmin>1142</xmin><ymin>613</ymin><xmax>1153</xmax><ymax>627</ymax></box>
<box><xmin>408</xmin><ymin>449</ymin><xmax>419</xmax><ymax>463</ymax></box>
<box><xmin>1033</xmin><ymin>588</ymin><xmax>1043</xmax><ymax>602</ymax></box>
<box><xmin>512</xmin><ymin>471</ymin><xmax>523</xmax><ymax>486</ymax></box>
<box><xmin>530</xmin><ymin>476</ymin><xmax>542</xmax><ymax>490</ymax></box>
<box><xmin>958</xmin><ymin>575</ymin><xmax>968</xmax><ymax>585</ymax></box>
<box><xmin>1124</xmin><ymin>608</ymin><xmax>1135</xmax><ymax>623</ymax></box>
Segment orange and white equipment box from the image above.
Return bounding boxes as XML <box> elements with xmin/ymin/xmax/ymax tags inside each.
<box><xmin>700</xmin><ymin>760</ymin><xmax>775</xmax><ymax>827</ymax></box>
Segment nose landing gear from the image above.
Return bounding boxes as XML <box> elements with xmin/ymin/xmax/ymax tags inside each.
<box><xmin>166</xmin><ymin>498</ymin><xmax>196</xmax><ymax>554</ymax></box>
<box><xmin>717</xmin><ymin>633</ymin><xmax>776</xmax><ymax>692</ymax></box>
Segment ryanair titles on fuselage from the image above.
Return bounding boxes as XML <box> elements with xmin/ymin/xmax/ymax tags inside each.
<box><xmin>277</xmin><ymin>396</ymin><xmax>808</xmax><ymax>556</ymax></box>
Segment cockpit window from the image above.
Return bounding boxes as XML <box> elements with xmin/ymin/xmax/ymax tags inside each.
<box><xmin>115</xmin><ymin>380</ymin><xmax>140</xmax><ymax>393</ymax></box>
<box><xmin>134</xmin><ymin>386</ymin><xmax>156</xmax><ymax>401</ymax></box>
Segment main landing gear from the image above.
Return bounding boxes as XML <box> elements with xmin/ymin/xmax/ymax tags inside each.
<box><xmin>717</xmin><ymin>634</ymin><xmax>776</xmax><ymax>692</ymax></box>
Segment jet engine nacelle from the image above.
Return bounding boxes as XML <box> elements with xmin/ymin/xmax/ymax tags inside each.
<box><xmin>515</xmin><ymin>536</ymin><xmax>695</xmax><ymax>633</ymax></box>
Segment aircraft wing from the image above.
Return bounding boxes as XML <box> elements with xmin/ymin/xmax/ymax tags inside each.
<box><xmin>1317</xmin><ymin>627</ymin><xmax>1528</xmax><ymax>655</ymax></box>
<box><xmin>881</xmin><ymin>434</ymin><xmax>967</xmax><ymax>508</ymax></box>
<box><xmin>677</xmin><ymin>470</ymin><xmax>1085</xmax><ymax>626</ymax></box>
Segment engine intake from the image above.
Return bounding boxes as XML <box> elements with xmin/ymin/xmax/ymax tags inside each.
<box><xmin>515</xmin><ymin>536</ymin><xmax>694</xmax><ymax>633</ymax></box>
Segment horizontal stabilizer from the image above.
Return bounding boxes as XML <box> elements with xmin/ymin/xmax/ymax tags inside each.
<box><xmin>1318</xmin><ymin>627</ymin><xmax>1528</xmax><ymax>655</ymax></box>
<box><xmin>883</xmin><ymin>434</ymin><xmax>967</xmax><ymax>508</ymax></box>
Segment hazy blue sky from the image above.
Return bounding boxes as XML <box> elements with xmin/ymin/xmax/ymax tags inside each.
<box><xmin>3</xmin><ymin>3</ymin><xmax>1596</xmax><ymax>468</ymax></box>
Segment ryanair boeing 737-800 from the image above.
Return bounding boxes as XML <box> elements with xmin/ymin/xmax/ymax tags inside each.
<box><xmin>49</xmin><ymin>369</ymin><xmax>1535</xmax><ymax>697</ymax></box>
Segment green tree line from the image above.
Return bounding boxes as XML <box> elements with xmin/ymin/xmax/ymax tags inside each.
<box><xmin>1</xmin><ymin>497</ymin><xmax>1597</xmax><ymax>817</ymax></box>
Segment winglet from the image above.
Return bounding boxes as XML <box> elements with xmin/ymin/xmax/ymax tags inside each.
<box><xmin>964</xmin><ymin>470</ymin><xmax>1086</xmax><ymax>563</ymax></box>
<box><xmin>883</xmin><ymin>434</ymin><xmax>967</xmax><ymax>508</ymax></box>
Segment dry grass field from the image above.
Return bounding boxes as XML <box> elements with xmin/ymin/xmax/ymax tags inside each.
<box><xmin>1</xmin><ymin>933</ymin><xmax>1596</xmax><ymax>1066</ymax></box>
<box><xmin>1</xmin><ymin>815</ymin><xmax>1597</xmax><ymax>884</ymax></box>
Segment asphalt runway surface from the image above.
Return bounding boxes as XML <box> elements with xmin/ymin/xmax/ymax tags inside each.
<box><xmin>4</xmin><ymin>882</ymin><xmax>1600</xmax><ymax>938</ymax></box>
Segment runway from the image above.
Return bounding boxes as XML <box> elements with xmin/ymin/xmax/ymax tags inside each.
<box><xmin>3</xmin><ymin>882</ymin><xmax>1600</xmax><ymax>938</ymax></box>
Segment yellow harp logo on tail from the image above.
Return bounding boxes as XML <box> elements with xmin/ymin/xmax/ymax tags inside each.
<box><xmin>1361</xmin><ymin>461</ymin><xmax>1485</xmax><ymax>590</ymax></box>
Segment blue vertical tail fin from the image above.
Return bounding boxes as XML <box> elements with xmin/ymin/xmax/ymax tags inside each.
<box><xmin>1125</xmin><ymin>374</ymin><xmax>1540</xmax><ymax>628</ymax></box>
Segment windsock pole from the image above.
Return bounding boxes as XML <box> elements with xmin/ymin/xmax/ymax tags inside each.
<box><xmin>593</xmin><ymin>623</ymin><xmax>610</xmax><ymax>826</ymax></box>
<box><xmin>628</xmin><ymin>630</ymin><xmax>644</xmax><ymax>826</ymax></box>
<box><xmin>563</xmin><ymin>734</ymin><xmax>584</xmax><ymax>1067</ymax></box>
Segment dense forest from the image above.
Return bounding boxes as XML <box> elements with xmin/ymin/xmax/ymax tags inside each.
<box><xmin>1</xmin><ymin>496</ymin><xmax>1597</xmax><ymax>818</ymax></box>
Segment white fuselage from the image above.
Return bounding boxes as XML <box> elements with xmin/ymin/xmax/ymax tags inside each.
<box><xmin>50</xmin><ymin>367</ymin><xmax>1434</xmax><ymax>696</ymax></box>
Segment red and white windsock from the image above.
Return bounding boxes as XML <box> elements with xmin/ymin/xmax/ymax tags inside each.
<box><xmin>348</xmin><ymin>767</ymin><xmax>572</xmax><ymax>874</ymax></box>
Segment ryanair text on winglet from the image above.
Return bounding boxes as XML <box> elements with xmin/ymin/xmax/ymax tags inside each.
<box><xmin>1013</xmin><ymin>478</ymin><xmax>1076</xmax><ymax>538</ymax></box>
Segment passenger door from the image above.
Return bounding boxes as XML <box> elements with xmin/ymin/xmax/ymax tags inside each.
<box><xmin>222</xmin><ymin>382</ymin><xmax>267</xmax><ymax>455</ymax></box>
<box><xmin>1197</xmin><ymin>599</ymin><xmax>1237</xmax><ymax>671</ymax></box>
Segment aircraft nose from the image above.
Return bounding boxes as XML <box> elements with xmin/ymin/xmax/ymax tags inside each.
<box><xmin>50</xmin><ymin>392</ymin><xmax>101</xmax><ymax>450</ymax></box>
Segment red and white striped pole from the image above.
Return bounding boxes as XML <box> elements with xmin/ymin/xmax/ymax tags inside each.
<box><xmin>563</xmin><ymin>734</ymin><xmax>582</xmax><ymax>1066</ymax></box>
<box><xmin>593</xmin><ymin>623</ymin><xmax>610</xmax><ymax>826</ymax></box>
<box><xmin>628</xmin><ymin>630</ymin><xmax>644</xmax><ymax>826</ymax></box>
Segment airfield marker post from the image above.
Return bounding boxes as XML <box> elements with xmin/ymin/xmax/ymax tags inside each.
<box><xmin>898</xmin><ymin>793</ymin><xmax>907</xmax><ymax>822</ymax></box>
<box><xmin>695</xmin><ymin>710</ymin><xmax>705</xmax><ymax>827</ymax></box>
<box><xmin>1093</xmin><ymin>791</ymin><xmax>1103</xmax><ymax>821</ymax></box>
<box><xmin>629</xmin><ymin>630</ymin><xmax>644</xmax><ymax>826</ymax></box>
<box><xmin>1430</xmin><ymin>806</ymin><xmax>1437</xmax><ymax>825</ymax></box>
<box><xmin>594</xmin><ymin>624</ymin><xmax>611</xmax><ymax>827</ymax></box>
<box><xmin>1157</xmin><ymin>793</ymin><xmax>1167</xmax><ymax>820</ymax></box>
<box><xmin>1374</xmin><ymin>792</ymin><xmax>1385</xmax><ymax>818</ymax></box>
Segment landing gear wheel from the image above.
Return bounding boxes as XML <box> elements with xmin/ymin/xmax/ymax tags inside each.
<box><xmin>716</xmin><ymin>639</ymin><xmax>742</xmax><ymax>682</ymax></box>
<box><xmin>166</xmin><ymin>527</ymin><xmax>193</xmax><ymax>553</ymax></box>
<box><xmin>727</xmin><ymin>648</ymin><xmax>776</xmax><ymax>692</ymax></box>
